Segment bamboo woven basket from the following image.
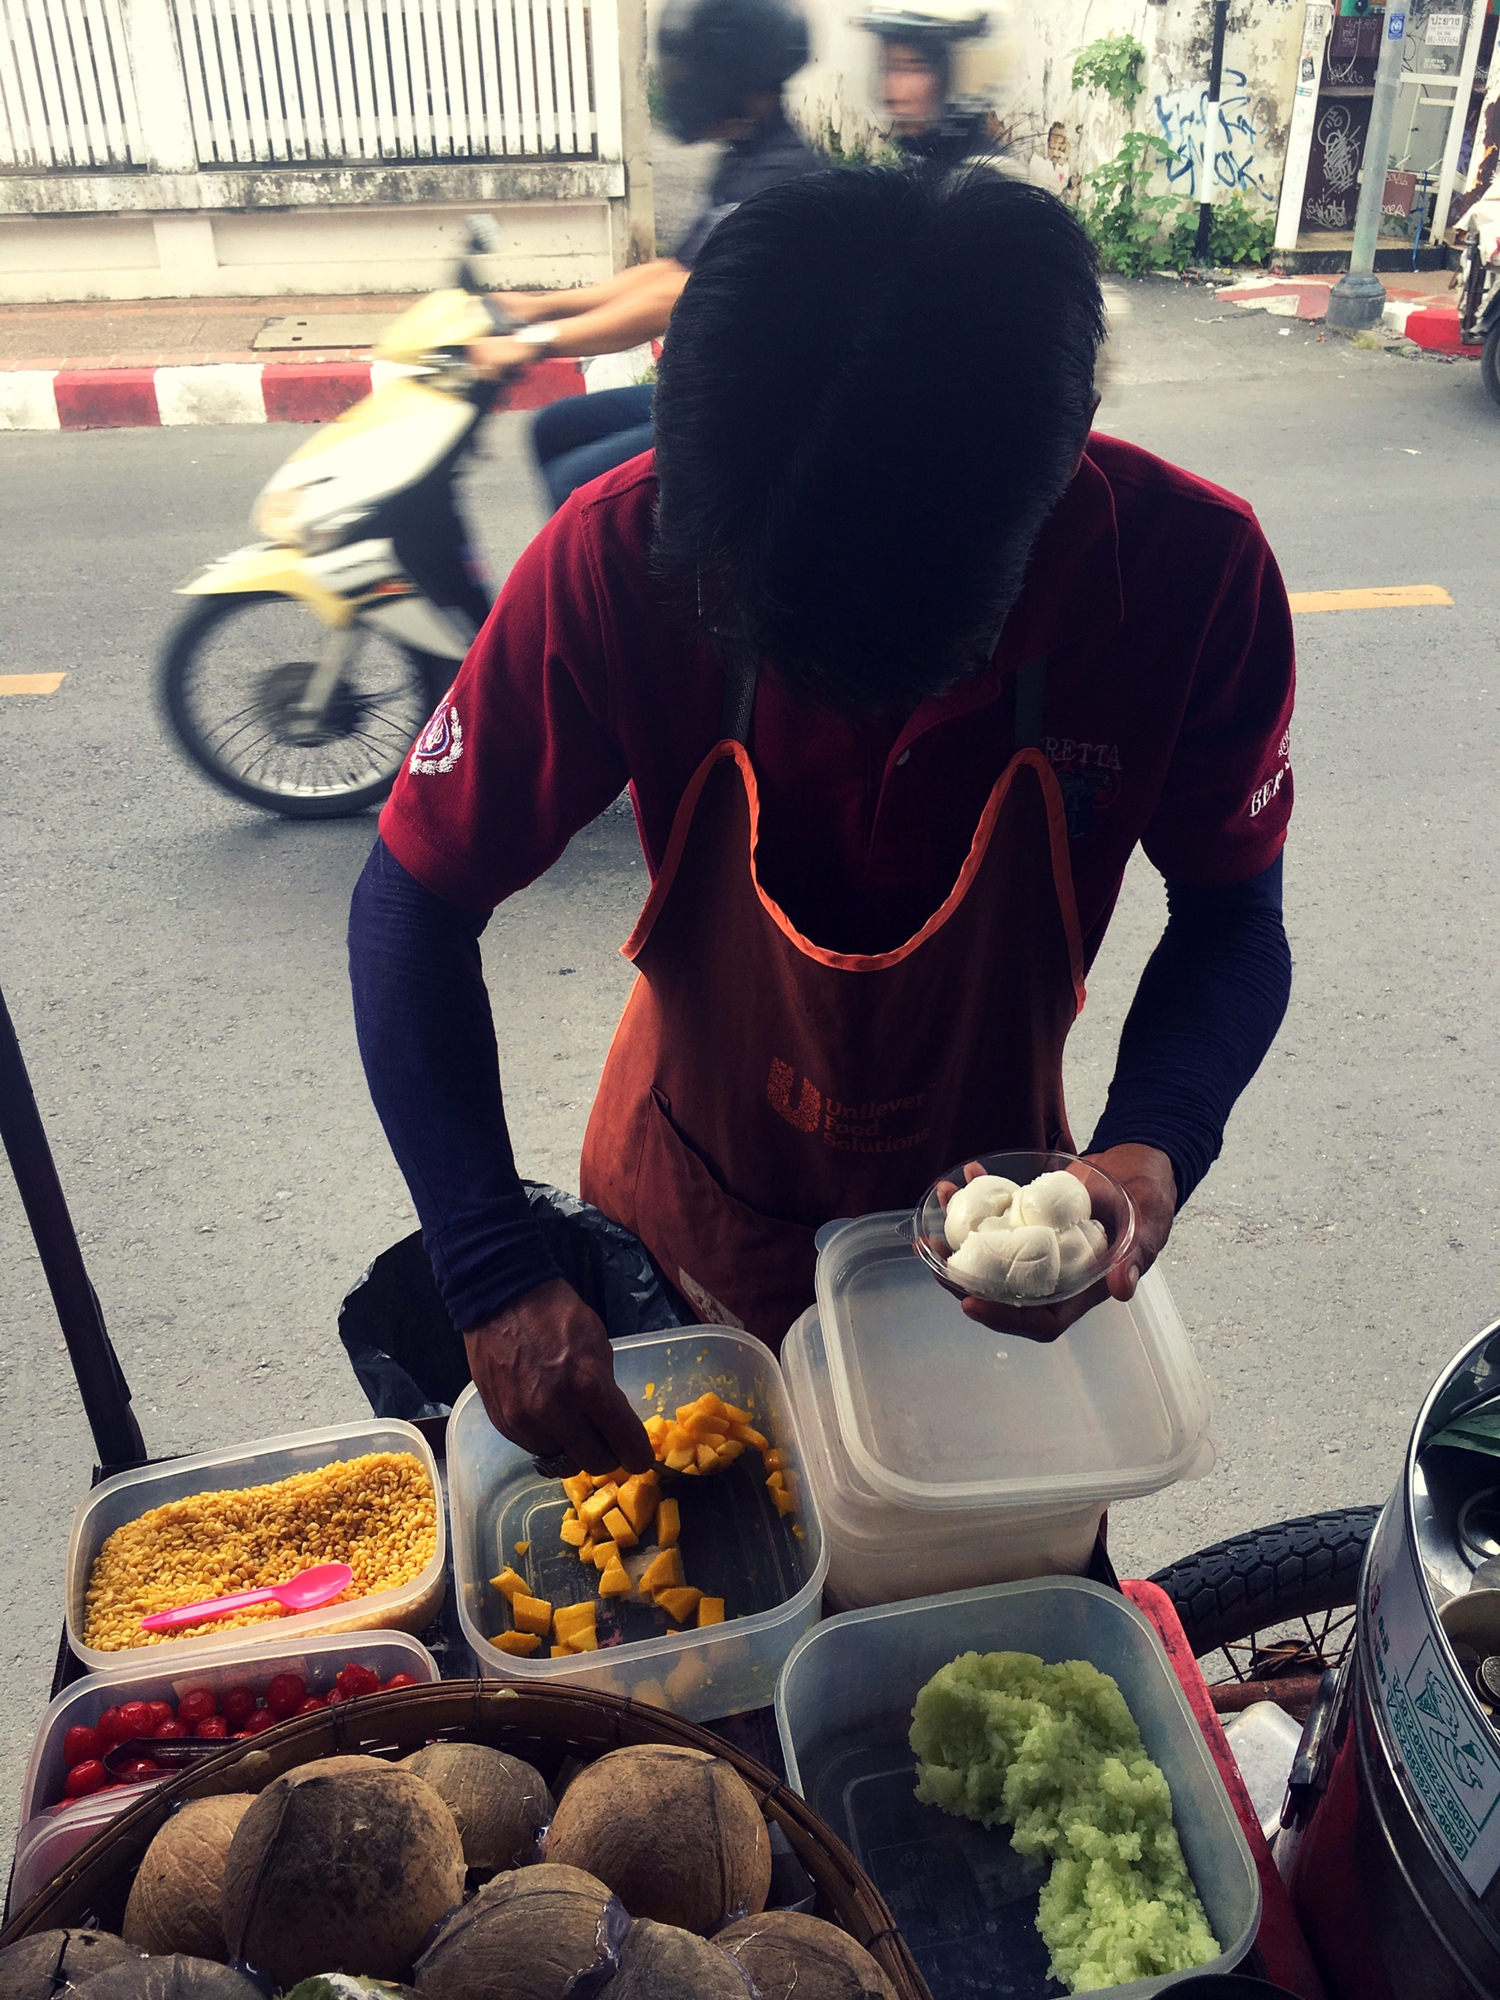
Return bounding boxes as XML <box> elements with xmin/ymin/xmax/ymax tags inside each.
<box><xmin>1</xmin><ymin>1679</ymin><xmax>931</xmax><ymax>1998</ymax></box>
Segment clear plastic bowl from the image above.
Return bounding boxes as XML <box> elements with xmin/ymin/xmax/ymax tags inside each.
<box><xmin>65</xmin><ymin>1420</ymin><xmax>446</xmax><ymax>1672</ymax></box>
<box><xmin>913</xmin><ymin>1149</ymin><xmax>1135</xmax><ymax>1308</ymax></box>
<box><xmin>447</xmin><ymin>1328</ymin><xmax>827</xmax><ymax>1720</ymax></box>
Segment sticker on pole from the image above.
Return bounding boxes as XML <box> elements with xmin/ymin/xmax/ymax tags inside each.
<box><xmin>1386</xmin><ymin>10</ymin><xmax>1405</xmax><ymax>38</ymax></box>
<box><xmin>1426</xmin><ymin>14</ymin><xmax>1464</xmax><ymax>46</ymax></box>
<box><xmin>1365</xmin><ymin>1507</ymin><xmax>1500</xmax><ymax>1894</ymax></box>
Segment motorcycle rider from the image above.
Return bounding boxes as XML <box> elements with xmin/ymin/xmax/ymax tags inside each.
<box><xmin>856</xmin><ymin>2</ymin><xmax>1006</xmax><ymax>165</ymax></box>
<box><xmin>471</xmin><ymin>0</ymin><xmax>820</xmax><ymax>511</ymax></box>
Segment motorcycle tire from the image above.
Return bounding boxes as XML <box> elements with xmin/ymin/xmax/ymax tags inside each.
<box><xmin>160</xmin><ymin>592</ymin><xmax>453</xmax><ymax>820</ymax></box>
<box><xmin>1148</xmin><ymin>1505</ymin><xmax>1382</xmax><ymax>1661</ymax></box>
<box><xmin>1484</xmin><ymin>324</ymin><xmax>1500</xmax><ymax>412</ymax></box>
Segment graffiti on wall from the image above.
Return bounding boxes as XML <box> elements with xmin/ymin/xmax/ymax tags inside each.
<box><xmin>1153</xmin><ymin>68</ymin><xmax>1273</xmax><ymax>199</ymax></box>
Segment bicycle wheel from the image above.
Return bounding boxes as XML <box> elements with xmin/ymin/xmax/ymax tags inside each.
<box><xmin>1149</xmin><ymin>1505</ymin><xmax>1381</xmax><ymax>1702</ymax></box>
<box><xmin>161</xmin><ymin>593</ymin><xmax>449</xmax><ymax>819</ymax></box>
<box><xmin>1483</xmin><ymin>324</ymin><xmax>1500</xmax><ymax>412</ymax></box>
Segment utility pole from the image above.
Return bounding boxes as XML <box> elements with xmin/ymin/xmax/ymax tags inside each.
<box><xmin>1326</xmin><ymin>4</ymin><xmax>1410</xmax><ymax>330</ymax></box>
<box><xmin>1193</xmin><ymin>0</ymin><xmax>1231</xmax><ymax>264</ymax></box>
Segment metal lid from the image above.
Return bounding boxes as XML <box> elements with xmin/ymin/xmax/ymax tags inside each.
<box><xmin>812</xmin><ymin>1212</ymin><xmax>1214</xmax><ymax>1512</ymax></box>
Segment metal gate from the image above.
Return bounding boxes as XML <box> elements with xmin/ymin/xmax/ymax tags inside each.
<box><xmin>0</xmin><ymin>0</ymin><xmax>146</xmax><ymax>167</ymax></box>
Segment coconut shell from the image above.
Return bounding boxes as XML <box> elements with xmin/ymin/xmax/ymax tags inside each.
<box><xmin>399</xmin><ymin>1745</ymin><xmax>553</xmax><ymax>1875</ymax></box>
<box><xmin>607</xmin><ymin>1920</ymin><xmax>752</xmax><ymax>1998</ymax></box>
<box><xmin>283</xmin><ymin>1980</ymin><xmax>421</xmax><ymax>2000</ymax></box>
<box><xmin>221</xmin><ymin>1754</ymin><xmax>465</xmax><ymax>1987</ymax></box>
<box><xmin>123</xmin><ymin>1795</ymin><xmax>253</xmax><ymax>1959</ymax></box>
<box><xmin>543</xmin><ymin>1744</ymin><xmax>770</xmax><ymax>1936</ymax></box>
<box><xmin>0</xmin><ymin>1931</ymin><xmax>141</xmax><ymax>2000</ymax></box>
<box><xmin>414</xmin><ymin>1863</ymin><xmax>616</xmax><ymax>2000</ymax></box>
<box><xmin>715</xmin><ymin>1912</ymin><xmax>899</xmax><ymax>2000</ymax></box>
<box><xmin>67</xmin><ymin>1957</ymin><xmax>264</xmax><ymax>2000</ymax></box>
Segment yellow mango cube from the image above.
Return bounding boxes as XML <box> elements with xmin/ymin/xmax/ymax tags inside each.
<box><xmin>551</xmin><ymin>1643</ymin><xmax>577</xmax><ymax>1657</ymax></box>
<box><xmin>656</xmin><ymin>1497</ymin><xmax>680</xmax><ymax>1549</ymax></box>
<box><xmin>697</xmin><ymin>1597</ymin><xmax>726</xmax><ymax>1627</ymax></box>
<box><xmin>617</xmin><ymin>1474</ymin><xmax>659</xmax><ymax>1533</ymax></box>
<box><xmin>639</xmin><ymin>1546</ymin><xmax>686</xmax><ymax>1597</ymax></box>
<box><xmin>664</xmin><ymin>1445</ymin><xmax>695</xmax><ymax>1471</ymax></box>
<box><xmin>567</xmin><ymin>1626</ymin><xmax>599</xmax><ymax>1651</ymax></box>
<box><xmin>598</xmin><ymin>1560</ymin><xmax>632</xmax><ymax>1598</ymax></box>
<box><xmin>561</xmin><ymin>1472</ymin><xmax>592</xmax><ymax>1509</ymax></box>
<box><xmin>695</xmin><ymin>1443</ymin><xmax>720</xmax><ymax>1472</ymax></box>
<box><xmin>493</xmin><ymin>1631</ymin><xmax>541</xmax><ymax>1657</ymax></box>
<box><xmin>579</xmin><ymin>1486</ymin><xmax>618</xmax><ymax>1529</ymax></box>
<box><xmin>602</xmin><ymin>1507</ymin><xmax>639</xmax><ymax>1549</ymax></box>
<box><xmin>592</xmin><ymin>1542</ymin><xmax>616</xmax><ymax>1570</ymax></box>
<box><xmin>656</xmin><ymin>1585</ymin><xmax>702</xmax><ymax>1624</ymax></box>
<box><xmin>559</xmin><ymin>1517</ymin><xmax>588</xmax><ymax>1546</ymax></box>
<box><xmin>512</xmin><ymin>1594</ymin><xmax>553</xmax><ymax>1637</ymax></box>
<box><xmin>490</xmin><ymin>1567</ymin><xmax>528</xmax><ymax>1604</ymax></box>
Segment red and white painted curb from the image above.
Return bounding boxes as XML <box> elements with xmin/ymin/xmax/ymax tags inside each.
<box><xmin>0</xmin><ymin>352</ymin><xmax>591</xmax><ymax>433</ymax></box>
<box><xmin>1215</xmin><ymin>274</ymin><xmax>1482</xmax><ymax>355</ymax></box>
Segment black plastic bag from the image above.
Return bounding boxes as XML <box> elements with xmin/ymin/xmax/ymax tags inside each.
<box><xmin>338</xmin><ymin>1181</ymin><xmax>688</xmax><ymax>1420</ymax></box>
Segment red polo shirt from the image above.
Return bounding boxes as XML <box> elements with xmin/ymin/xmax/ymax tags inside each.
<box><xmin>381</xmin><ymin>434</ymin><xmax>1294</xmax><ymax>961</ymax></box>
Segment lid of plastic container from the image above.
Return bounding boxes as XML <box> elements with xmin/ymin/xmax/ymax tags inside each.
<box><xmin>813</xmin><ymin>1212</ymin><xmax>1214</xmax><ymax>1512</ymax></box>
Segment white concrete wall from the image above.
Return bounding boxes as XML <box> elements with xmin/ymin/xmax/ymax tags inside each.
<box><xmin>782</xmin><ymin>0</ymin><xmax>1306</xmax><ymax>209</ymax></box>
<box><xmin>0</xmin><ymin>197</ymin><xmax>618</xmax><ymax>304</ymax></box>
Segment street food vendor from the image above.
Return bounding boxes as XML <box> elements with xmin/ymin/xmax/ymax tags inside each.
<box><xmin>349</xmin><ymin>168</ymin><xmax>1294</xmax><ymax>1475</ymax></box>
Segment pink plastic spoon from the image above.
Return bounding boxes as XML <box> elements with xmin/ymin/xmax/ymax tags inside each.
<box><xmin>139</xmin><ymin>1561</ymin><xmax>354</xmax><ymax>1633</ymax></box>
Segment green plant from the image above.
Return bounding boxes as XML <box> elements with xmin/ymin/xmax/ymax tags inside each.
<box><xmin>1071</xmin><ymin>33</ymin><xmax>1147</xmax><ymax>111</ymax></box>
<box><xmin>1080</xmin><ymin>130</ymin><xmax>1181</xmax><ymax>275</ymax></box>
<box><xmin>813</xmin><ymin>117</ymin><xmax>901</xmax><ymax>168</ymax></box>
<box><xmin>1164</xmin><ymin>192</ymin><xmax>1276</xmax><ymax>270</ymax></box>
<box><xmin>646</xmin><ymin>63</ymin><xmax>665</xmax><ymax>126</ymax></box>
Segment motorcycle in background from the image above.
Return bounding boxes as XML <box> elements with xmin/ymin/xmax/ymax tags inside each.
<box><xmin>160</xmin><ymin>220</ymin><xmax>516</xmax><ymax>818</ymax></box>
<box><xmin>1459</xmin><ymin>184</ymin><xmax>1500</xmax><ymax>409</ymax></box>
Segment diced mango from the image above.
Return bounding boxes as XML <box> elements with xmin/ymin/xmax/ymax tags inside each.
<box><xmin>559</xmin><ymin>1517</ymin><xmax>588</xmax><ymax>1546</ymax></box>
<box><xmin>512</xmin><ymin>1593</ymin><xmax>553</xmax><ymax>1636</ymax></box>
<box><xmin>514</xmin><ymin>1540</ymin><xmax>531</xmax><ymax>1556</ymax></box>
<box><xmin>695</xmin><ymin>1443</ymin><xmax>719</xmax><ymax>1472</ymax></box>
<box><xmin>664</xmin><ymin>1653</ymin><xmax>709</xmax><ymax>1703</ymax></box>
<box><xmin>490</xmin><ymin>1567</ymin><xmax>528</xmax><ymax>1604</ymax></box>
<box><xmin>592</xmin><ymin>1542</ymin><xmax>616</xmax><ymax>1570</ymax></box>
<box><xmin>598</xmin><ymin>1560</ymin><xmax>632</xmax><ymax>1598</ymax></box>
<box><xmin>493</xmin><ymin>1631</ymin><xmax>542</xmax><ymax>1657</ymax></box>
<box><xmin>656</xmin><ymin>1497</ymin><xmax>680</xmax><ymax>1549</ymax></box>
<box><xmin>554</xmin><ymin>1602</ymin><xmax>597</xmax><ymax>1637</ymax></box>
<box><xmin>645</xmin><ymin>1414</ymin><xmax>670</xmax><ymax>1443</ymax></box>
<box><xmin>763</xmin><ymin>1449</ymin><xmax>785</xmax><ymax>1472</ymax></box>
<box><xmin>602</xmin><ymin>1507</ymin><xmax>639</xmax><ymax>1549</ymax></box>
<box><xmin>720</xmin><ymin>1401</ymin><xmax>751</xmax><ymax>1425</ymax></box>
<box><xmin>551</xmin><ymin>1643</ymin><xmax>577</xmax><ymax>1657</ymax></box>
<box><xmin>616</xmin><ymin>1474</ymin><xmax>659</xmax><ymax>1533</ymax></box>
<box><xmin>768</xmin><ymin>1485</ymin><xmax>796</xmax><ymax>1517</ymax></box>
<box><xmin>639</xmin><ymin>1546</ymin><xmax>686</xmax><ymax>1596</ymax></box>
<box><xmin>656</xmin><ymin>1585</ymin><xmax>702</xmax><ymax>1624</ymax></box>
<box><xmin>644</xmin><ymin>1382</ymin><xmax>656</xmax><ymax>1398</ymax></box>
<box><xmin>567</xmin><ymin>1627</ymin><xmax>598</xmax><ymax>1651</ymax></box>
<box><xmin>684</xmin><ymin>1412</ymin><xmax>730</xmax><ymax>1440</ymax></box>
<box><xmin>596</xmin><ymin>1467</ymin><xmax>629</xmax><ymax>1488</ymax></box>
<box><xmin>733</xmin><ymin>1424</ymin><xmax>769</xmax><ymax>1452</ymax></box>
<box><xmin>697</xmin><ymin>1597</ymin><xmax>725</xmax><ymax>1626</ymax></box>
<box><xmin>562</xmin><ymin>1472</ymin><xmax>592</xmax><ymax>1509</ymax></box>
<box><xmin>716</xmin><ymin>1438</ymin><xmax>746</xmax><ymax>1462</ymax></box>
<box><xmin>634</xmin><ymin>1678</ymin><xmax>669</xmax><ymax>1709</ymax></box>
<box><xmin>579</xmin><ymin>1486</ymin><xmax>618</xmax><ymax>1529</ymax></box>
<box><xmin>766</xmin><ymin>1469</ymin><xmax>787</xmax><ymax>1492</ymax></box>
<box><xmin>664</xmin><ymin>1445</ymin><xmax>695</xmax><ymax>1471</ymax></box>
<box><xmin>579</xmin><ymin>1537</ymin><xmax>598</xmax><ymax>1563</ymax></box>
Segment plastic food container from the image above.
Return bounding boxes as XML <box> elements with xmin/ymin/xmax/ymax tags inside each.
<box><xmin>784</xmin><ymin>1306</ymin><xmax>1109</xmax><ymax>1609</ymax></box>
<box><xmin>914</xmin><ymin>1149</ymin><xmax>1134</xmax><ymax>1307</ymax></box>
<box><xmin>65</xmin><ymin>1420</ymin><xmax>446</xmax><ymax>1672</ymax></box>
<box><xmin>448</xmin><ymin>1328</ymin><xmax>826</xmax><ymax>1720</ymax></box>
<box><xmin>775</xmin><ymin>1577</ymin><xmax>1260</xmax><ymax>1999</ymax></box>
<box><xmin>814</xmin><ymin>1212</ymin><xmax>1213</xmax><ymax>1514</ymax></box>
<box><xmin>17</xmin><ymin>1630</ymin><xmax>439</xmax><ymax>1830</ymax></box>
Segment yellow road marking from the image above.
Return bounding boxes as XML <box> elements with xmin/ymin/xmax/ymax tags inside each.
<box><xmin>0</xmin><ymin>673</ymin><xmax>66</xmax><ymax>695</ymax></box>
<box><xmin>1288</xmin><ymin>585</ymin><xmax>1452</xmax><ymax>613</ymax></box>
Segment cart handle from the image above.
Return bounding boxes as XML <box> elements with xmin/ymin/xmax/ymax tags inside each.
<box><xmin>0</xmin><ymin>980</ymin><xmax>146</xmax><ymax>1469</ymax></box>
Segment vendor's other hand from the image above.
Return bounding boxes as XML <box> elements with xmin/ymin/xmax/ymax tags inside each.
<box><xmin>468</xmin><ymin>336</ymin><xmax>536</xmax><ymax>381</ymax></box>
<box><xmin>490</xmin><ymin>290</ymin><xmax>550</xmax><ymax>324</ymax></box>
<box><xmin>463</xmin><ymin>1277</ymin><xmax>653</xmax><ymax>1475</ymax></box>
<box><xmin>952</xmin><ymin>1144</ymin><xmax>1177</xmax><ymax>1343</ymax></box>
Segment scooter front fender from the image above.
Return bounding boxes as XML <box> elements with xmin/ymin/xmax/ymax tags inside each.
<box><xmin>176</xmin><ymin>543</ymin><xmax>352</xmax><ymax>628</ymax></box>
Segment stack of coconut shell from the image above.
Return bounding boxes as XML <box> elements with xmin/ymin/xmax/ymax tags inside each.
<box><xmin>0</xmin><ymin>1683</ymin><xmax>927</xmax><ymax>2000</ymax></box>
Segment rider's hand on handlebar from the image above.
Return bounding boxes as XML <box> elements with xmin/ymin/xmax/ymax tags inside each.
<box><xmin>463</xmin><ymin>1275</ymin><xmax>654</xmax><ymax>1475</ymax></box>
<box><xmin>490</xmin><ymin>290</ymin><xmax>551</xmax><ymax>324</ymax></box>
<box><xmin>469</xmin><ymin>335</ymin><xmax>544</xmax><ymax>381</ymax></box>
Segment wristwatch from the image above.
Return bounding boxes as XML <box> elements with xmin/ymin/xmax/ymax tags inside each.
<box><xmin>513</xmin><ymin>321</ymin><xmax>560</xmax><ymax>354</ymax></box>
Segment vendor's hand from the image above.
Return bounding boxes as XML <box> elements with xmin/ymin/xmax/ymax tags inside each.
<box><xmin>953</xmin><ymin>1144</ymin><xmax>1177</xmax><ymax>1344</ymax></box>
<box><xmin>468</xmin><ymin>335</ymin><xmax>541</xmax><ymax>381</ymax></box>
<box><xmin>464</xmin><ymin>1276</ymin><xmax>654</xmax><ymax>1475</ymax></box>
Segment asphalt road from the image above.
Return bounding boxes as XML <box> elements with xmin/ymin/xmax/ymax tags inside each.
<box><xmin>2</xmin><ymin>281</ymin><xmax>1499</xmax><ymax>1856</ymax></box>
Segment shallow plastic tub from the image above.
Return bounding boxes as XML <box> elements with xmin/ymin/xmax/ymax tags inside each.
<box><xmin>65</xmin><ymin>1419</ymin><xmax>446</xmax><ymax>1672</ymax></box>
<box><xmin>448</xmin><ymin>1328</ymin><xmax>826</xmax><ymax>1720</ymax></box>
<box><xmin>11</xmin><ymin>1630</ymin><xmax>438</xmax><ymax>1918</ymax></box>
<box><xmin>775</xmin><ymin>1577</ymin><xmax>1260</xmax><ymax>1998</ymax></box>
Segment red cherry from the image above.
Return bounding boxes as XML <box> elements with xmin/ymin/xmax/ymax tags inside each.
<box><xmin>144</xmin><ymin>1702</ymin><xmax>175</xmax><ymax>1732</ymax></box>
<box><xmin>242</xmin><ymin>1707</ymin><xmax>277</xmax><ymax>1735</ymax></box>
<box><xmin>264</xmin><ymin>1673</ymin><xmax>306</xmax><ymax>1718</ymax></box>
<box><xmin>116</xmin><ymin>1702</ymin><xmax>154</xmax><ymax>1742</ymax></box>
<box><xmin>153</xmin><ymin>1719</ymin><xmax>191</xmax><ymax>1741</ymax></box>
<box><xmin>176</xmin><ymin>1689</ymin><xmax>217</xmax><ymax>1727</ymax></box>
<box><xmin>381</xmin><ymin>1673</ymin><xmax>419</xmax><ymax>1691</ymax></box>
<box><xmin>95</xmin><ymin>1706</ymin><xmax>130</xmax><ymax>1745</ymax></box>
<box><xmin>115</xmin><ymin>1759</ymin><xmax>162</xmax><ymax>1781</ymax></box>
<box><xmin>63</xmin><ymin>1760</ymin><xmax>107</xmax><ymax>1798</ymax></box>
<box><xmin>294</xmin><ymin>1696</ymin><xmax>328</xmax><ymax>1715</ymax></box>
<box><xmin>335</xmin><ymin>1662</ymin><xmax>380</xmax><ymax>1700</ymax></box>
<box><xmin>194</xmin><ymin>1715</ymin><xmax>228</xmax><ymax>1741</ymax></box>
<box><xmin>63</xmin><ymin>1726</ymin><xmax>103</xmax><ymax>1768</ymax></box>
<box><xmin>220</xmin><ymin>1687</ymin><xmax>258</xmax><ymax>1729</ymax></box>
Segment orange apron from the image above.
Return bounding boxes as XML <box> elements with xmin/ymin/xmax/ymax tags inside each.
<box><xmin>579</xmin><ymin>662</ymin><xmax>1086</xmax><ymax>1347</ymax></box>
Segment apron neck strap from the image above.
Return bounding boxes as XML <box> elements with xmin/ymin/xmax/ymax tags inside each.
<box><xmin>720</xmin><ymin>647</ymin><xmax>760</xmax><ymax>745</ymax></box>
<box><xmin>1013</xmin><ymin>655</ymin><xmax>1048</xmax><ymax>751</ymax></box>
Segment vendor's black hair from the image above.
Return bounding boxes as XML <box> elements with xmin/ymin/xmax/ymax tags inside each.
<box><xmin>652</xmin><ymin>165</ymin><xmax>1105</xmax><ymax>714</ymax></box>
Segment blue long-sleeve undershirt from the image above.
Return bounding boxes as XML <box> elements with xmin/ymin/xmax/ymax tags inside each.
<box><xmin>349</xmin><ymin>838</ymin><xmax>1290</xmax><ymax>1331</ymax></box>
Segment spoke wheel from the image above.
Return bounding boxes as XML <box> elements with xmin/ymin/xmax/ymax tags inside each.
<box><xmin>1149</xmin><ymin>1505</ymin><xmax>1381</xmax><ymax>1717</ymax></box>
<box><xmin>1483</xmin><ymin>323</ymin><xmax>1500</xmax><ymax>412</ymax></box>
<box><xmin>161</xmin><ymin>593</ymin><xmax>447</xmax><ymax>818</ymax></box>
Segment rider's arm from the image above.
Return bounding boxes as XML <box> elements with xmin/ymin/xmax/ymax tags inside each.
<box><xmin>472</xmin><ymin>261</ymin><xmax>689</xmax><ymax>373</ymax></box>
<box><xmin>495</xmin><ymin>259</ymin><xmax>686</xmax><ymax>325</ymax></box>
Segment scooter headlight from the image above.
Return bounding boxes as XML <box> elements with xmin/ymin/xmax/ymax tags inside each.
<box><xmin>301</xmin><ymin>509</ymin><xmax>374</xmax><ymax>554</ymax></box>
<box><xmin>254</xmin><ymin>487</ymin><xmax>307</xmax><ymax>546</ymax></box>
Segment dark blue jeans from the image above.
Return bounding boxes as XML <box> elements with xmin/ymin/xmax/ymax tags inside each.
<box><xmin>532</xmin><ymin>383</ymin><xmax>655</xmax><ymax>512</ymax></box>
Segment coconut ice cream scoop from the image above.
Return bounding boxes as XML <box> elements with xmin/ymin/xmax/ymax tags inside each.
<box><xmin>1016</xmin><ymin>1170</ymin><xmax>1092</xmax><ymax>1231</ymax></box>
<box><xmin>942</xmin><ymin>1175</ymin><xmax>1020</xmax><ymax>1250</ymax></box>
<box><xmin>947</xmin><ymin>1219</ymin><xmax>1061</xmax><ymax>1300</ymax></box>
<box><xmin>1057</xmin><ymin>1217</ymin><xmax>1109</xmax><ymax>1283</ymax></box>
